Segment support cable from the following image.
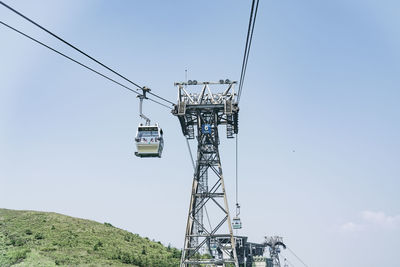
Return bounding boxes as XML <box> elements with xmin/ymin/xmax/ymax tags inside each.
<box><xmin>147</xmin><ymin>91</ymin><xmax>175</xmax><ymax>106</ymax></box>
<box><xmin>184</xmin><ymin>137</ymin><xmax>213</xmax><ymax>233</ymax></box>
<box><xmin>285</xmin><ymin>258</ymin><xmax>296</xmax><ymax>267</ymax></box>
<box><xmin>147</xmin><ymin>98</ymin><xmax>172</xmax><ymax>110</ymax></box>
<box><xmin>237</xmin><ymin>0</ymin><xmax>260</xmax><ymax>103</ymax></box>
<box><xmin>185</xmin><ymin>137</ymin><xmax>196</xmax><ymax>171</ymax></box>
<box><xmin>287</xmin><ymin>247</ymin><xmax>309</xmax><ymax>267</ymax></box>
<box><xmin>235</xmin><ymin>134</ymin><xmax>240</xmax><ymax>217</ymax></box>
<box><xmin>0</xmin><ymin>1</ymin><xmax>175</xmax><ymax>106</ymax></box>
<box><xmin>204</xmin><ymin>206</ymin><xmax>213</xmax><ymax>232</ymax></box>
<box><xmin>0</xmin><ymin>20</ymin><xmax>171</xmax><ymax>110</ymax></box>
<box><xmin>238</xmin><ymin>0</ymin><xmax>255</xmax><ymax>99</ymax></box>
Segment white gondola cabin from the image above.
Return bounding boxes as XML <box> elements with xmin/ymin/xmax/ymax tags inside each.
<box><xmin>232</xmin><ymin>217</ymin><xmax>242</xmax><ymax>230</ymax></box>
<box><xmin>210</xmin><ymin>239</ymin><xmax>217</xmax><ymax>251</ymax></box>
<box><xmin>135</xmin><ymin>124</ymin><xmax>164</xmax><ymax>158</ymax></box>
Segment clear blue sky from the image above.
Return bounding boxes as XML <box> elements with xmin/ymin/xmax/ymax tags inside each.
<box><xmin>1</xmin><ymin>1</ymin><xmax>399</xmax><ymax>266</ymax></box>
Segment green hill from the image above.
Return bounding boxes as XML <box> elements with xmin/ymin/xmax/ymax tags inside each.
<box><xmin>0</xmin><ymin>209</ymin><xmax>180</xmax><ymax>267</ymax></box>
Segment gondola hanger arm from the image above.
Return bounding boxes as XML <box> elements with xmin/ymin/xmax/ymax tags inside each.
<box><xmin>138</xmin><ymin>87</ymin><xmax>151</xmax><ymax>126</ymax></box>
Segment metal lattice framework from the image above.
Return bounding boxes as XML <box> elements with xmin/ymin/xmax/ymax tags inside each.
<box><xmin>172</xmin><ymin>80</ymin><xmax>239</xmax><ymax>266</ymax></box>
<box><xmin>264</xmin><ymin>236</ymin><xmax>286</xmax><ymax>267</ymax></box>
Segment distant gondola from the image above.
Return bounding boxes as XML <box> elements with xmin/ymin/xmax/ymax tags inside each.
<box><xmin>232</xmin><ymin>216</ymin><xmax>242</xmax><ymax>229</ymax></box>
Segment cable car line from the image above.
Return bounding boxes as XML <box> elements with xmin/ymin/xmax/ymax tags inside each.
<box><xmin>287</xmin><ymin>247</ymin><xmax>309</xmax><ymax>267</ymax></box>
<box><xmin>0</xmin><ymin>20</ymin><xmax>171</xmax><ymax>110</ymax></box>
<box><xmin>285</xmin><ymin>258</ymin><xmax>296</xmax><ymax>267</ymax></box>
<box><xmin>146</xmin><ymin>98</ymin><xmax>172</xmax><ymax>110</ymax></box>
<box><xmin>185</xmin><ymin>137</ymin><xmax>196</xmax><ymax>171</ymax></box>
<box><xmin>184</xmin><ymin>136</ymin><xmax>213</xmax><ymax>232</ymax></box>
<box><xmin>147</xmin><ymin>91</ymin><xmax>175</xmax><ymax>106</ymax></box>
<box><xmin>0</xmin><ymin>1</ymin><xmax>141</xmax><ymax>90</ymax></box>
<box><xmin>238</xmin><ymin>0</ymin><xmax>259</xmax><ymax>102</ymax></box>
<box><xmin>232</xmin><ymin>0</ymin><xmax>261</xmax><ymax>232</ymax></box>
<box><xmin>237</xmin><ymin>0</ymin><xmax>260</xmax><ymax>103</ymax></box>
<box><xmin>204</xmin><ymin>206</ymin><xmax>213</xmax><ymax>232</ymax></box>
<box><xmin>238</xmin><ymin>0</ymin><xmax>256</xmax><ymax>101</ymax></box>
<box><xmin>0</xmin><ymin>1</ymin><xmax>175</xmax><ymax>107</ymax></box>
<box><xmin>235</xmin><ymin>134</ymin><xmax>239</xmax><ymax>209</ymax></box>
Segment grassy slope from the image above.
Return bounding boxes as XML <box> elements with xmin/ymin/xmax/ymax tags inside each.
<box><xmin>0</xmin><ymin>209</ymin><xmax>180</xmax><ymax>267</ymax></box>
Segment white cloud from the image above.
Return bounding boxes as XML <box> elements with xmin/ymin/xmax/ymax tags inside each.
<box><xmin>340</xmin><ymin>222</ymin><xmax>364</xmax><ymax>232</ymax></box>
<box><xmin>361</xmin><ymin>210</ymin><xmax>400</xmax><ymax>228</ymax></box>
<box><xmin>340</xmin><ymin>210</ymin><xmax>400</xmax><ymax>232</ymax></box>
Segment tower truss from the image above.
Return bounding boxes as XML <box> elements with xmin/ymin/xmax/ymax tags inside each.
<box><xmin>172</xmin><ymin>80</ymin><xmax>239</xmax><ymax>267</ymax></box>
<box><xmin>264</xmin><ymin>236</ymin><xmax>286</xmax><ymax>267</ymax></box>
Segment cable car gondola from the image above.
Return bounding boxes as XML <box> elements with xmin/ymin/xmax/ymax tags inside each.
<box><xmin>135</xmin><ymin>124</ymin><xmax>164</xmax><ymax>158</ymax></box>
<box><xmin>134</xmin><ymin>87</ymin><xmax>164</xmax><ymax>158</ymax></box>
<box><xmin>232</xmin><ymin>216</ymin><xmax>242</xmax><ymax>229</ymax></box>
<box><xmin>232</xmin><ymin>203</ymin><xmax>242</xmax><ymax>229</ymax></box>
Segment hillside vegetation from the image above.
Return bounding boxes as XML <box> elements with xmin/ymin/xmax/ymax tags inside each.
<box><xmin>0</xmin><ymin>209</ymin><xmax>180</xmax><ymax>267</ymax></box>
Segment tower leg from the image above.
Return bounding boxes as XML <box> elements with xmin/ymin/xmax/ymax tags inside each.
<box><xmin>180</xmin><ymin>148</ymin><xmax>238</xmax><ymax>266</ymax></box>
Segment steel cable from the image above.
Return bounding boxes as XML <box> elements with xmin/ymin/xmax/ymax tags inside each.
<box><xmin>285</xmin><ymin>257</ymin><xmax>296</xmax><ymax>267</ymax></box>
<box><xmin>0</xmin><ymin>1</ymin><xmax>175</xmax><ymax>106</ymax></box>
<box><xmin>0</xmin><ymin>20</ymin><xmax>172</xmax><ymax>110</ymax></box>
<box><xmin>237</xmin><ymin>0</ymin><xmax>260</xmax><ymax>103</ymax></box>
<box><xmin>238</xmin><ymin>0</ymin><xmax>256</xmax><ymax>99</ymax></box>
<box><xmin>287</xmin><ymin>247</ymin><xmax>309</xmax><ymax>267</ymax></box>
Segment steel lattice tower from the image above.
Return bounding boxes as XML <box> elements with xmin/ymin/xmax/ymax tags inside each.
<box><xmin>172</xmin><ymin>80</ymin><xmax>239</xmax><ymax>267</ymax></box>
<box><xmin>265</xmin><ymin>236</ymin><xmax>286</xmax><ymax>267</ymax></box>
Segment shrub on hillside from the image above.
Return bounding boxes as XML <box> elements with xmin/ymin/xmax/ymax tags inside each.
<box><xmin>34</xmin><ymin>232</ymin><xmax>44</xmax><ymax>240</ymax></box>
<box><xmin>6</xmin><ymin>234</ymin><xmax>27</xmax><ymax>246</ymax></box>
<box><xmin>93</xmin><ymin>241</ymin><xmax>103</xmax><ymax>251</ymax></box>
<box><xmin>6</xmin><ymin>248</ymin><xmax>30</xmax><ymax>265</ymax></box>
<box><xmin>25</xmin><ymin>229</ymin><xmax>32</xmax><ymax>235</ymax></box>
<box><xmin>104</xmin><ymin>222</ymin><xmax>113</xmax><ymax>227</ymax></box>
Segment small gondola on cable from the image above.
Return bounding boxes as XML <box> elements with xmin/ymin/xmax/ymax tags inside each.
<box><xmin>134</xmin><ymin>87</ymin><xmax>164</xmax><ymax>158</ymax></box>
<box><xmin>232</xmin><ymin>203</ymin><xmax>242</xmax><ymax>230</ymax></box>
